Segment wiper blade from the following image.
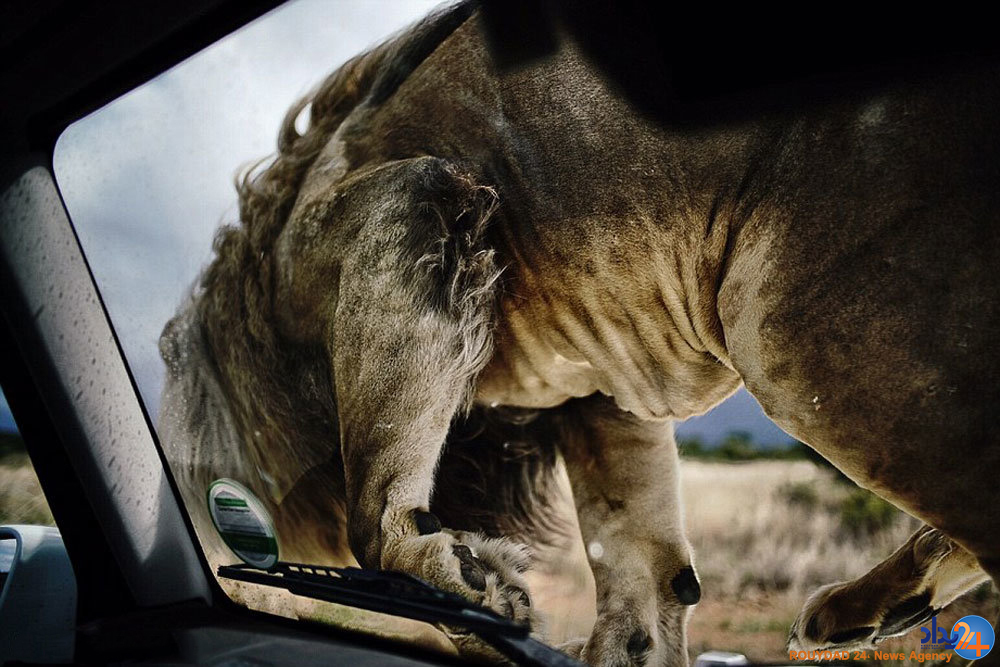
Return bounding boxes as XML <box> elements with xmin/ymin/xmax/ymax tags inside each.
<box><xmin>218</xmin><ymin>561</ymin><xmax>583</xmax><ymax>666</ymax></box>
<box><xmin>219</xmin><ymin>561</ymin><xmax>520</xmax><ymax>636</ymax></box>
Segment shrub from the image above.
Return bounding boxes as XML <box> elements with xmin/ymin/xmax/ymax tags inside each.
<box><xmin>0</xmin><ymin>432</ymin><xmax>26</xmax><ymax>461</ymax></box>
<box><xmin>716</xmin><ymin>432</ymin><xmax>757</xmax><ymax>461</ymax></box>
<box><xmin>839</xmin><ymin>488</ymin><xmax>898</xmax><ymax>535</ymax></box>
<box><xmin>678</xmin><ymin>436</ymin><xmax>707</xmax><ymax>458</ymax></box>
<box><xmin>777</xmin><ymin>481</ymin><xmax>819</xmax><ymax>510</ymax></box>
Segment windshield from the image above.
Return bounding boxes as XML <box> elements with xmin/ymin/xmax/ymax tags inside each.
<box><xmin>49</xmin><ymin>1</ymin><xmax>996</xmax><ymax>664</ymax></box>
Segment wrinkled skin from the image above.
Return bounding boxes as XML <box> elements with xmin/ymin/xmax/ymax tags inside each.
<box><xmin>159</xmin><ymin>5</ymin><xmax>1000</xmax><ymax>666</ymax></box>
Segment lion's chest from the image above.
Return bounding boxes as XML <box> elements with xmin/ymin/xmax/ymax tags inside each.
<box><xmin>474</xmin><ymin>326</ymin><xmax>602</xmax><ymax>411</ymax></box>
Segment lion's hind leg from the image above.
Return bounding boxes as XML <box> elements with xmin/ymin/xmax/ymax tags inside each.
<box><xmin>788</xmin><ymin>526</ymin><xmax>991</xmax><ymax>653</ymax></box>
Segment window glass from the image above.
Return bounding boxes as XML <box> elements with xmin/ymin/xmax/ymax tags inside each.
<box><xmin>53</xmin><ymin>0</ymin><xmax>477</xmax><ymax>654</ymax></box>
<box><xmin>49</xmin><ymin>1</ymin><xmax>995</xmax><ymax>663</ymax></box>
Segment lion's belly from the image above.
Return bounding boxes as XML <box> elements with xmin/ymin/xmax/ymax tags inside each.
<box><xmin>474</xmin><ymin>294</ymin><xmax>741</xmax><ymax>421</ymax></box>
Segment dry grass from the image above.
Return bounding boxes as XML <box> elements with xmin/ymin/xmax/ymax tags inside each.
<box><xmin>680</xmin><ymin>460</ymin><xmax>998</xmax><ymax>665</ymax></box>
<box><xmin>681</xmin><ymin>460</ymin><xmax>920</xmax><ymax>600</ymax></box>
<box><xmin>0</xmin><ymin>454</ymin><xmax>54</xmax><ymax>526</ymax></box>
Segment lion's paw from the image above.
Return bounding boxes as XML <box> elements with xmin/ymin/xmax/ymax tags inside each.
<box><xmin>788</xmin><ymin>582</ymin><xmax>936</xmax><ymax>653</ymax></box>
<box><xmin>788</xmin><ymin>528</ymin><xmax>970</xmax><ymax>654</ymax></box>
<box><xmin>383</xmin><ymin>525</ymin><xmax>536</xmax><ymax>662</ymax></box>
<box><xmin>557</xmin><ymin>637</ymin><xmax>587</xmax><ymax>659</ymax></box>
<box><xmin>582</xmin><ymin>612</ymin><xmax>657</xmax><ymax>667</ymax></box>
<box><xmin>452</xmin><ymin>532</ymin><xmax>533</xmax><ymax>617</ymax></box>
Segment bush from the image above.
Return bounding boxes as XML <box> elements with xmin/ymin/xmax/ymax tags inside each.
<box><xmin>839</xmin><ymin>488</ymin><xmax>898</xmax><ymax>535</ymax></box>
<box><xmin>0</xmin><ymin>431</ymin><xmax>26</xmax><ymax>461</ymax></box>
<box><xmin>678</xmin><ymin>436</ymin><xmax>707</xmax><ymax>458</ymax></box>
<box><xmin>716</xmin><ymin>432</ymin><xmax>757</xmax><ymax>460</ymax></box>
<box><xmin>777</xmin><ymin>481</ymin><xmax>819</xmax><ymax>510</ymax></box>
<box><xmin>677</xmin><ymin>435</ymin><xmax>816</xmax><ymax>463</ymax></box>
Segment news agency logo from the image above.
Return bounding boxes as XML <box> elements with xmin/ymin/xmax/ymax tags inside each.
<box><xmin>920</xmin><ymin>617</ymin><xmax>957</xmax><ymax>649</ymax></box>
<box><xmin>921</xmin><ymin>615</ymin><xmax>993</xmax><ymax>660</ymax></box>
<box><xmin>952</xmin><ymin>615</ymin><xmax>994</xmax><ymax>660</ymax></box>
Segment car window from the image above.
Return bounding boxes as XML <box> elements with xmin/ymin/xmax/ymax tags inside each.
<box><xmin>47</xmin><ymin>1</ymin><xmax>996</xmax><ymax>663</ymax></box>
<box><xmin>0</xmin><ymin>385</ymin><xmax>55</xmax><ymax>527</ymax></box>
<box><xmin>52</xmin><ymin>0</ymin><xmax>480</xmax><ymax>655</ymax></box>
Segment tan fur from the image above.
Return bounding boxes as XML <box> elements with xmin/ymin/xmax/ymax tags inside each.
<box><xmin>557</xmin><ymin>395</ymin><xmax>695</xmax><ymax>666</ymax></box>
<box><xmin>160</xmin><ymin>3</ymin><xmax>1000</xmax><ymax>665</ymax></box>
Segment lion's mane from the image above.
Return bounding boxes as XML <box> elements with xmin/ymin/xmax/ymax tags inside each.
<box><xmin>159</xmin><ymin>1</ymin><xmax>563</xmax><ymax>566</ymax></box>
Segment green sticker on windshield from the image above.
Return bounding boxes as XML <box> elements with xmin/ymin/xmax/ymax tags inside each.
<box><xmin>207</xmin><ymin>479</ymin><xmax>279</xmax><ymax>569</ymax></box>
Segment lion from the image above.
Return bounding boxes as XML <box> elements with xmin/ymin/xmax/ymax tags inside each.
<box><xmin>158</xmin><ymin>2</ymin><xmax>1000</xmax><ymax>665</ymax></box>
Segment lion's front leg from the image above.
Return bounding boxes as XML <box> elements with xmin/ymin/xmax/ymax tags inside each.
<box><xmin>558</xmin><ymin>395</ymin><xmax>698</xmax><ymax>667</ymax></box>
<box><xmin>305</xmin><ymin>157</ymin><xmax>534</xmax><ymax>660</ymax></box>
<box><xmin>332</xmin><ymin>295</ymin><xmax>535</xmax><ymax>662</ymax></box>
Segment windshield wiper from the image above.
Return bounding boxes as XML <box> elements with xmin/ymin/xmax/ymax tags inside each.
<box><xmin>218</xmin><ymin>561</ymin><xmax>583</xmax><ymax>666</ymax></box>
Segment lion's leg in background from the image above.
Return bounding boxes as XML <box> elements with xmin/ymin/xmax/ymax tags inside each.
<box><xmin>270</xmin><ymin>461</ymin><xmax>352</xmax><ymax>565</ymax></box>
<box><xmin>555</xmin><ymin>394</ymin><xmax>697</xmax><ymax>667</ymax></box>
<box><xmin>280</xmin><ymin>156</ymin><xmax>534</xmax><ymax>659</ymax></box>
<box><xmin>789</xmin><ymin>526</ymin><xmax>991</xmax><ymax>651</ymax></box>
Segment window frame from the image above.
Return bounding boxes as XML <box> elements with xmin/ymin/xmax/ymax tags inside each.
<box><xmin>0</xmin><ymin>0</ymin><xmax>284</xmax><ymax>628</ymax></box>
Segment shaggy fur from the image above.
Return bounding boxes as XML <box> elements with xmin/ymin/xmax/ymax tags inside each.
<box><xmin>160</xmin><ymin>5</ymin><xmax>560</xmax><ymax>652</ymax></box>
<box><xmin>161</xmin><ymin>2</ymin><xmax>1000</xmax><ymax>666</ymax></box>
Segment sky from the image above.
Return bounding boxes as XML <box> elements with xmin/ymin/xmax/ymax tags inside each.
<box><xmin>0</xmin><ymin>0</ymin><xmax>792</xmax><ymax>446</ymax></box>
<box><xmin>0</xmin><ymin>390</ymin><xmax>14</xmax><ymax>432</ymax></box>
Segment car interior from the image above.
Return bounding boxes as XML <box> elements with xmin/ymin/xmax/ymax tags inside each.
<box><xmin>1</xmin><ymin>2</ymin><xmax>996</xmax><ymax>666</ymax></box>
